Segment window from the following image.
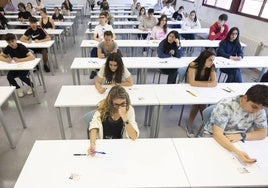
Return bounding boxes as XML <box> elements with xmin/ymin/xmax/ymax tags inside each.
<box><xmin>202</xmin><ymin>0</ymin><xmax>268</xmax><ymax>21</ymax></box>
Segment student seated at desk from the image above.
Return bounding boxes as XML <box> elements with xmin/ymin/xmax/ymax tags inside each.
<box><xmin>52</xmin><ymin>7</ymin><xmax>64</xmax><ymax>22</ymax></box>
<box><xmin>0</xmin><ymin>7</ymin><xmax>8</xmax><ymax>30</ymax></box>
<box><xmin>203</xmin><ymin>84</ymin><xmax>268</xmax><ymax>164</ymax></box>
<box><xmin>4</xmin><ymin>0</ymin><xmax>16</xmax><ymax>12</ymax></box>
<box><xmin>20</xmin><ymin>16</ymin><xmax>51</xmax><ymax>72</ymax></box>
<box><xmin>18</xmin><ymin>2</ymin><xmax>31</xmax><ymax>23</ymax></box>
<box><xmin>0</xmin><ymin>33</ymin><xmax>35</xmax><ymax>97</ymax></box>
<box><xmin>185</xmin><ymin>50</ymin><xmax>217</xmax><ymax>137</ymax></box>
<box><xmin>39</xmin><ymin>8</ymin><xmax>55</xmax><ymax>29</ymax></box>
<box><xmin>97</xmin><ymin>30</ymin><xmax>118</xmax><ymax>58</ymax></box>
<box><xmin>95</xmin><ymin>52</ymin><xmax>133</xmax><ymax>94</ymax></box>
<box><xmin>88</xmin><ymin>85</ymin><xmax>139</xmax><ymax>156</ymax></box>
<box><xmin>217</xmin><ymin>27</ymin><xmax>243</xmax><ymax>83</ymax></box>
<box><xmin>157</xmin><ymin>30</ymin><xmax>183</xmax><ymax>84</ymax></box>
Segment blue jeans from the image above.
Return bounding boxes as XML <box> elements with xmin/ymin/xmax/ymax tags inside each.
<box><xmin>220</xmin><ymin>68</ymin><xmax>243</xmax><ymax>83</ymax></box>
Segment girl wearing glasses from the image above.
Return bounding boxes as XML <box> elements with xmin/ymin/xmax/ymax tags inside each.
<box><xmin>95</xmin><ymin>52</ymin><xmax>133</xmax><ymax>94</ymax></box>
<box><xmin>88</xmin><ymin>85</ymin><xmax>139</xmax><ymax>155</ymax></box>
<box><xmin>217</xmin><ymin>27</ymin><xmax>243</xmax><ymax>83</ymax></box>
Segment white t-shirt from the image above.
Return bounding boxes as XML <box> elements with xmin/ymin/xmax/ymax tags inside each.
<box><xmin>161</xmin><ymin>6</ymin><xmax>175</xmax><ymax>16</ymax></box>
<box><xmin>94</xmin><ymin>24</ymin><xmax>114</xmax><ymax>40</ymax></box>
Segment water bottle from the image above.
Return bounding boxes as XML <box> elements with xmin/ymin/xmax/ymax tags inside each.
<box><xmin>88</xmin><ymin>23</ymin><xmax>92</xmax><ymax>31</ymax></box>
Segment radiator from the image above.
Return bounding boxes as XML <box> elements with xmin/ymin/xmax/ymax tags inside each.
<box><xmin>240</xmin><ymin>34</ymin><xmax>264</xmax><ymax>56</ymax></box>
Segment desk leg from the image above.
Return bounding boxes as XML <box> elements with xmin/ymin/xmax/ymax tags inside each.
<box><xmin>72</xmin><ymin>25</ymin><xmax>76</xmax><ymax>44</ymax></box>
<box><xmin>72</xmin><ymin>69</ymin><xmax>77</xmax><ymax>85</ymax></box>
<box><xmin>29</xmin><ymin>70</ymin><xmax>41</xmax><ymax>104</ymax></box>
<box><xmin>58</xmin><ymin>34</ymin><xmax>64</xmax><ymax>58</ymax></box>
<box><xmin>152</xmin><ymin>105</ymin><xmax>162</xmax><ymax>138</ymax></box>
<box><xmin>256</xmin><ymin>68</ymin><xmax>267</xmax><ymax>82</ymax></box>
<box><xmin>77</xmin><ymin>69</ymin><xmax>81</xmax><ymax>85</ymax></box>
<box><xmin>48</xmin><ymin>47</ymin><xmax>55</xmax><ymax>76</ymax></box>
<box><xmin>56</xmin><ymin>107</ymin><xmax>66</xmax><ymax>139</ymax></box>
<box><xmin>0</xmin><ymin>109</ymin><xmax>15</xmax><ymax>149</ymax></box>
<box><xmin>66</xmin><ymin>107</ymin><xmax>72</xmax><ymax>128</ymax></box>
<box><xmin>37</xmin><ymin>63</ymin><xmax>47</xmax><ymax>93</ymax></box>
<box><xmin>12</xmin><ymin>92</ymin><xmax>26</xmax><ymax>129</ymax></box>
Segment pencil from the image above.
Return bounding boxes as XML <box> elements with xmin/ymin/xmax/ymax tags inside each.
<box><xmin>186</xmin><ymin>90</ymin><xmax>197</xmax><ymax>97</ymax></box>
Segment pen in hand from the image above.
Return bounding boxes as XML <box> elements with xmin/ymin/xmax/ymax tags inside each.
<box><xmin>73</xmin><ymin>151</ymin><xmax>106</xmax><ymax>156</ymax></box>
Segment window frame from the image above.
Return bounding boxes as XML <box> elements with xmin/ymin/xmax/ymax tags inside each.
<box><xmin>202</xmin><ymin>0</ymin><xmax>268</xmax><ymax>22</ymax></box>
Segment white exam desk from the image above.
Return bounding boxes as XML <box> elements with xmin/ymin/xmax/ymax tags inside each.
<box><xmin>173</xmin><ymin>137</ymin><xmax>268</xmax><ymax>187</ymax></box>
<box><xmin>54</xmin><ymin>85</ymin><xmax>159</xmax><ymax>139</ymax></box>
<box><xmin>0</xmin><ymin>29</ymin><xmax>65</xmax><ymax>57</ymax></box>
<box><xmin>85</xmin><ymin>28</ymin><xmax>209</xmax><ymax>40</ymax></box>
<box><xmin>80</xmin><ymin>39</ymin><xmax>247</xmax><ymax>57</ymax></box>
<box><xmin>14</xmin><ymin>139</ymin><xmax>189</xmax><ymax>188</ymax></box>
<box><xmin>153</xmin><ymin>82</ymin><xmax>268</xmax><ymax>137</ymax></box>
<box><xmin>88</xmin><ymin>20</ymin><xmax>182</xmax><ymax>28</ymax></box>
<box><xmin>0</xmin><ymin>58</ymin><xmax>46</xmax><ymax>103</ymax></box>
<box><xmin>0</xmin><ymin>40</ymin><xmax>57</xmax><ymax>75</ymax></box>
<box><xmin>7</xmin><ymin>21</ymin><xmax>76</xmax><ymax>44</ymax></box>
<box><xmin>0</xmin><ymin>86</ymin><xmax>26</xmax><ymax>149</ymax></box>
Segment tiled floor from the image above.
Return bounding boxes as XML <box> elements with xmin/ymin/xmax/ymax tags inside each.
<box><xmin>0</xmin><ymin>18</ymin><xmax>260</xmax><ymax>188</ymax></box>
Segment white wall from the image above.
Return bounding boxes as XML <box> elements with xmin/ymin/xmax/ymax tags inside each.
<box><xmin>176</xmin><ymin>0</ymin><xmax>268</xmax><ymax>55</ymax></box>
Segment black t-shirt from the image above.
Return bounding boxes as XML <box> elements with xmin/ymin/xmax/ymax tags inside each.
<box><xmin>102</xmin><ymin>117</ymin><xmax>124</xmax><ymax>139</ymax></box>
<box><xmin>52</xmin><ymin>13</ymin><xmax>64</xmax><ymax>21</ymax></box>
<box><xmin>172</xmin><ymin>12</ymin><xmax>183</xmax><ymax>21</ymax></box>
<box><xmin>18</xmin><ymin>11</ymin><xmax>32</xmax><ymax>19</ymax></box>
<box><xmin>24</xmin><ymin>27</ymin><xmax>48</xmax><ymax>40</ymax></box>
<box><xmin>3</xmin><ymin>43</ymin><xmax>29</xmax><ymax>58</ymax></box>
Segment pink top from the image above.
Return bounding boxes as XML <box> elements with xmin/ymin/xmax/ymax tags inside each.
<box><xmin>151</xmin><ymin>26</ymin><xmax>169</xmax><ymax>40</ymax></box>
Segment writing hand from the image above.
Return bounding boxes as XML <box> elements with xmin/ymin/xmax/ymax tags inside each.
<box><xmin>12</xmin><ymin>57</ymin><xmax>19</xmax><ymax>63</ymax></box>
<box><xmin>87</xmin><ymin>144</ymin><xmax>96</xmax><ymax>156</ymax></box>
<box><xmin>98</xmin><ymin>87</ymin><xmax>106</xmax><ymax>94</ymax></box>
<box><xmin>237</xmin><ymin>150</ymin><xmax>257</xmax><ymax>164</ymax></box>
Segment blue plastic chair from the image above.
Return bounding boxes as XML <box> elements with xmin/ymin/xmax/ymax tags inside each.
<box><xmin>83</xmin><ymin>110</ymin><xmax>96</xmax><ymax>139</ymax></box>
<box><xmin>196</xmin><ymin>104</ymin><xmax>216</xmax><ymax>137</ymax></box>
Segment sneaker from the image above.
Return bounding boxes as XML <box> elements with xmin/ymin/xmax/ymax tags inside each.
<box><xmin>90</xmin><ymin>71</ymin><xmax>97</xmax><ymax>79</ymax></box>
<box><xmin>186</xmin><ymin>126</ymin><xmax>195</xmax><ymax>138</ymax></box>
<box><xmin>44</xmin><ymin>64</ymin><xmax>50</xmax><ymax>72</ymax></box>
<box><xmin>16</xmin><ymin>88</ymin><xmax>24</xmax><ymax>98</ymax></box>
<box><xmin>26</xmin><ymin>87</ymin><xmax>33</xmax><ymax>95</ymax></box>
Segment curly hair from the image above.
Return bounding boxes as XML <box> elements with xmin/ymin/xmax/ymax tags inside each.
<box><xmin>98</xmin><ymin>85</ymin><xmax>131</xmax><ymax>121</ymax></box>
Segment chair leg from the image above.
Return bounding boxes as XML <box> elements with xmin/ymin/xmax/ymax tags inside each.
<box><xmin>178</xmin><ymin>105</ymin><xmax>185</xmax><ymax>126</ymax></box>
<box><xmin>157</xmin><ymin>72</ymin><xmax>161</xmax><ymax>84</ymax></box>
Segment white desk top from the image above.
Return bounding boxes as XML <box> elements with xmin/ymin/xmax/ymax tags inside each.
<box><xmin>215</xmin><ymin>56</ymin><xmax>268</xmax><ymax>68</ymax></box>
<box><xmin>0</xmin><ymin>40</ymin><xmax>55</xmax><ymax>49</ymax></box>
<box><xmin>0</xmin><ymin>86</ymin><xmax>15</xmax><ymax>106</ymax></box>
<box><xmin>172</xmin><ymin>137</ymin><xmax>268</xmax><ymax>187</ymax></box>
<box><xmin>85</xmin><ymin>28</ymin><xmax>209</xmax><ymax>35</ymax></box>
<box><xmin>0</xmin><ymin>29</ymin><xmax>64</xmax><ymax>35</ymax></box>
<box><xmin>14</xmin><ymin>139</ymin><xmax>189</xmax><ymax>188</ymax></box>
<box><xmin>153</xmin><ymin>83</ymin><xmax>264</xmax><ymax>105</ymax></box>
<box><xmin>54</xmin><ymin>85</ymin><xmax>159</xmax><ymax>107</ymax></box>
<box><xmin>89</xmin><ymin>20</ymin><xmax>182</xmax><ymax>26</ymax></box>
<box><xmin>0</xmin><ymin>58</ymin><xmax>41</xmax><ymax>71</ymax></box>
<box><xmin>5</xmin><ymin>15</ymin><xmax>76</xmax><ymax>20</ymax></box>
<box><xmin>80</xmin><ymin>39</ymin><xmax>247</xmax><ymax>48</ymax></box>
<box><xmin>7</xmin><ymin>21</ymin><xmax>73</xmax><ymax>27</ymax></box>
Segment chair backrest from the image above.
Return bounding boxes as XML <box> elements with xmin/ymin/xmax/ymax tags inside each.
<box><xmin>83</xmin><ymin>110</ymin><xmax>96</xmax><ymax>139</ymax></box>
<box><xmin>196</xmin><ymin>104</ymin><xmax>216</xmax><ymax>137</ymax></box>
<box><xmin>177</xmin><ymin>66</ymin><xmax>187</xmax><ymax>83</ymax></box>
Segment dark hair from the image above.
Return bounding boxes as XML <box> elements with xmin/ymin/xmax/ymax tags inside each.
<box><xmin>225</xmin><ymin>27</ymin><xmax>241</xmax><ymax>46</ymax></box>
<box><xmin>61</xmin><ymin>2</ymin><xmax>69</xmax><ymax>10</ymax></box>
<box><xmin>188</xmin><ymin>49</ymin><xmax>216</xmax><ymax>81</ymax></box>
<box><xmin>157</xmin><ymin>14</ymin><xmax>168</xmax><ymax>34</ymax></box>
<box><xmin>29</xmin><ymin>16</ymin><xmax>38</xmax><ymax>23</ymax></box>
<box><xmin>5</xmin><ymin>33</ymin><xmax>16</xmax><ymax>42</ymax></box>
<box><xmin>245</xmin><ymin>84</ymin><xmax>268</xmax><ymax>107</ymax></box>
<box><xmin>104</xmin><ymin>52</ymin><xmax>125</xmax><ymax>84</ymax></box>
<box><xmin>139</xmin><ymin>7</ymin><xmax>146</xmax><ymax>16</ymax></box>
<box><xmin>27</xmin><ymin>2</ymin><xmax>33</xmax><ymax>9</ymax></box>
<box><xmin>189</xmin><ymin>10</ymin><xmax>197</xmax><ymax>22</ymax></box>
<box><xmin>148</xmin><ymin>8</ymin><xmax>154</xmax><ymax>14</ymax></box>
<box><xmin>219</xmin><ymin>13</ymin><xmax>228</xmax><ymax>21</ymax></box>
<box><xmin>18</xmin><ymin>2</ymin><xmax>26</xmax><ymax>10</ymax></box>
<box><xmin>0</xmin><ymin>7</ymin><xmax>4</xmax><ymax>12</ymax></box>
<box><xmin>98</xmin><ymin>85</ymin><xmax>131</xmax><ymax>121</ymax></box>
<box><xmin>103</xmin><ymin>30</ymin><xmax>113</xmax><ymax>37</ymax></box>
<box><xmin>178</xmin><ymin>6</ymin><xmax>184</xmax><ymax>11</ymax></box>
<box><xmin>166</xmin><ymin>30</ymin><xmax>179</xmax><ymax>40</ymax></box>
<box><xmin>40</xmin><ymin>7</ymin><xmax>47</xmax><ymax>14</ymax></box>
<box><xmin>102</xmin><ymin>2</ymin><xmax>109</xmax><ymax>11</ymax></box>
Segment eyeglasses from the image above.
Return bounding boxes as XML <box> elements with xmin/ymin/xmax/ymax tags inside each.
<box><xmin>113</xmin><ymin>102</ymin><xmax>127</xmax><ymax>108</ymax></box>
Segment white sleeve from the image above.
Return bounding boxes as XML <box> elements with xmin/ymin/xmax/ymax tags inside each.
<box><xmin>97</xmin><ymin>65</ymin><xmax>105</xmax><ymax>79</ymax></box>
<box><xmin>124</xmin><ymin>106</ymin><xmax>139</xmax><ymax>138</ymax></box>
<box><xmin>89</xmin><ymin>110</ymin><xmax>104</xmax><ymax>139</ymax></box>
<box><xmin>123</xmin><ymin>67</ymin><xmax>131</xmax><ymax>80</ymax></box>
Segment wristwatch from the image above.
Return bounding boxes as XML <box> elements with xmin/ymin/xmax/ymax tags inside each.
<box><xmin>240</xmin><ymin>132</ymin><xmax>246</xmax><ymax>143</ymax></box>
